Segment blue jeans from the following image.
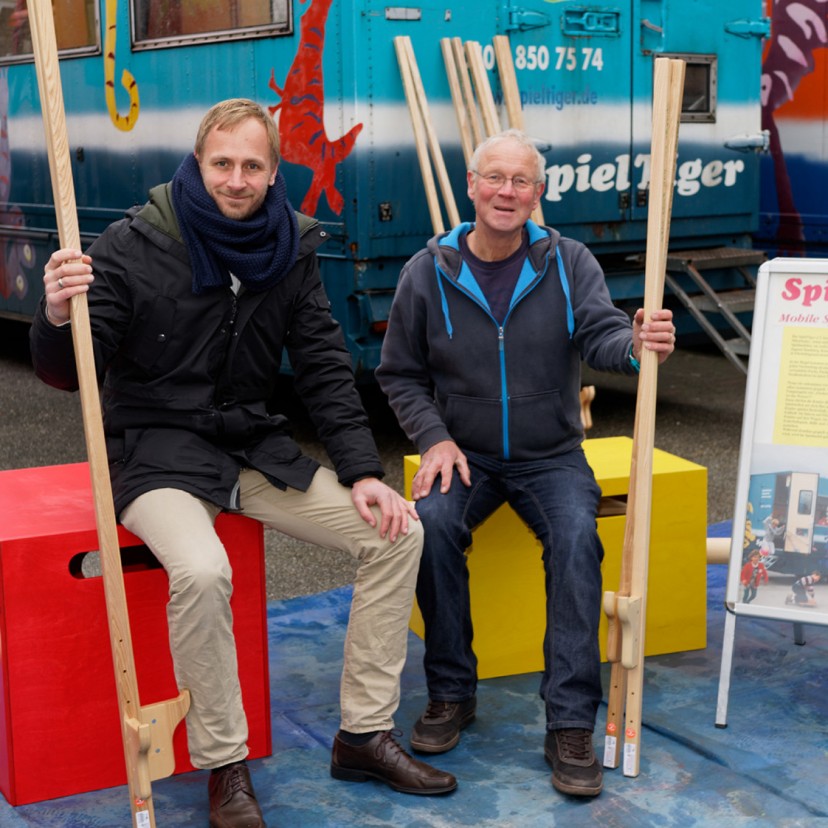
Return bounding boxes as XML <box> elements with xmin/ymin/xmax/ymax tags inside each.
<box><xmin>415</xmin><ymin>448</ymin><xmax>604</xmax><ymax>731</ymax></box>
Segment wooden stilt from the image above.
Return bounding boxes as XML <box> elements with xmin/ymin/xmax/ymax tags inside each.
<box><xmin>26</xmin><ymin>2</ymin><xmax>189</xmax><ymax>824</ymax></box>
<box><xmin>602</xmin><ymin>56</ymin><xmax>685</xmax><ymax>778</ymax></box>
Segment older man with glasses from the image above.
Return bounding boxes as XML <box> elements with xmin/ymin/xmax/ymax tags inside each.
<box><xmin>376</xmin><ymin>128</ymin><xmax>676</xmax><ymax>799</ymax></box>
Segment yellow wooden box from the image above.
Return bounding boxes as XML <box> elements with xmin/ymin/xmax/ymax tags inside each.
<box><xmin>406</xmin><ymin>436</ymin><xmax>707</xmax><ymax>679</ymax></box>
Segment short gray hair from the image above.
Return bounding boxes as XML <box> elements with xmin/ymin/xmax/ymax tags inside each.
<box><xmin>469</xmin><ymin>129</ymin><xmax>546</xmax><ymax>182</ymax></box>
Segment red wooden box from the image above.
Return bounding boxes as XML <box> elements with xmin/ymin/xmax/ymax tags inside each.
<box><xmin>0</xmin><ymin>463</ymin><xmax>271</xmax><ymax>805</ymax></box>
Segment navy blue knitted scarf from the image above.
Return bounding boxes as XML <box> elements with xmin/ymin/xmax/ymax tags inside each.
<box><xmin>171</xmin><ymin>153</ymin><xmax>300</xmax><ymax>295</ymax></box>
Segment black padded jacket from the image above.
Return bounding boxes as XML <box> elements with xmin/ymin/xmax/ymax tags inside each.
<box><xmin>30</xmin><ymin>183</ymin><xmax>383</xmax><ymax>515</ymax></box>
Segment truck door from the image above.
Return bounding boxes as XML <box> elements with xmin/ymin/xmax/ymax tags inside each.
<box><xmin>509</xmin><ymin>1</ymin><xmax>635</xmax><ymax>241</ymax></box>
<box><xmin>785</xmin><ymin>472</ymin><xmax>819</xmax><ymax>555</ymax></box>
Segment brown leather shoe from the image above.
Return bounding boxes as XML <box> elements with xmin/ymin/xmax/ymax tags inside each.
<box><xmin>208</xmin><ymin>762</ymin><xmax>266</xmax><ymax>827</ymax></box>
<box><xmin>330</xmin><ymin>730</ymin><xmax>457</xmax><ymax>795</ymax></box>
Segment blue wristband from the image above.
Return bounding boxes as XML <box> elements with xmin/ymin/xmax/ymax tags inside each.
<box><xmin>628</xmin><ymin>345</ymin><xmax>641</xmax><ymax>373</ymax></box>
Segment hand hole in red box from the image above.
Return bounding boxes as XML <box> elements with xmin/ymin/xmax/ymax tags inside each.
<box><xmin>68</xmin><ymin>544</ymin><xmax>164</xmax><ymax>579</ymax></box>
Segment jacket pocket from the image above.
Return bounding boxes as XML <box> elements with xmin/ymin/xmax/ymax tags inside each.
<box><xmin>509</xmin><ymin>389</ymin><xmax>579</xmax><ymax>456</ymax></box>
<box><xmin>444</xmin><ymin>394</ymin><xmax>504</xmax><ymax>455</ymax></box>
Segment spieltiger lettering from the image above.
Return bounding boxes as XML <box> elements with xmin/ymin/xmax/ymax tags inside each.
<box><xmin>544</xmin><ymin>152</ymin><xmax>746</xmax><ymax>203</ymax></box>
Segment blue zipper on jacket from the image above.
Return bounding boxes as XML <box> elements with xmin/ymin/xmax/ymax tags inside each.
<box><xmin>434</xmin><ymin>221</ymin><xmax>569</xmax><ymax>459</ymax></box>
<box><xmin>495</xmin><ymin>252</ymin><xmax>550</xmax><ymax>458</ymax></box>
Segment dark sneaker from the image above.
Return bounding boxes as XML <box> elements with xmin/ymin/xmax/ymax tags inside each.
<box><xmin>410</xmin><ymin>697</ymin><xmax>477</xmax><ymax>754</ymax></box>
<box><xmin>544</xmin><ymin>729</ymin><xmax>603</xmax><ymax>797</ymax></box>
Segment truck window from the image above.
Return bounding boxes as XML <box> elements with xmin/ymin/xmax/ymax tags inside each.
<box><xmin>132</xmin><ymin>0</ymin><xmax>291</xmax><ymax>48</ymax></box>
<box><xmin>663</xmin><ymin>53</ymin><xmax>718</xmax><ymax>123</ymax></box>
<box><xmin>0</xmin><ymin>0</ymin><xmax>99</xmax><ymax>62</ymax></box>
<box><xmin>682</xmin><ymin>57</ymin><xmax>717</xmax><ymax>122</ymax></box>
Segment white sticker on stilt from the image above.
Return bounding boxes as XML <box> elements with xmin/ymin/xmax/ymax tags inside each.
<box><xmin>623</xmin><ymin>742</ymin><xmax>637</xmax><ymax>776</ymax></box>
<box><xmin>603</xmin><ymin>735</ymin><xmax>617</xmax><ymax>767</ymax></box>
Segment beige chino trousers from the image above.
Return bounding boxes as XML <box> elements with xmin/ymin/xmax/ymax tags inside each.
<box><xmin>121</xmin><ymin>466</ymin><xmax>423</xmax><ymax>769</ymax></box>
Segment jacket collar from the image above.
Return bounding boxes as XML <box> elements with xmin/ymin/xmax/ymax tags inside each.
<box><xmin>429</xmin><ymin>220</ymin><xmax>573</xmax><ymax>341</ymax></box>
<box><xmin>431</xmin><ymin>219</ymin><xmax>557</xmax><ymax>280</ymax></box>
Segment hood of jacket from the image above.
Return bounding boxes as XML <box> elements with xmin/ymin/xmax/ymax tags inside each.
<box><xmin>426</xmin><ymin>220</ymin><xmax>574</xmax><ymax>341</ymax></box>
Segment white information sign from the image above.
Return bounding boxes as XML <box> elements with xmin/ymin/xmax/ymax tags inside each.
<box><xmin>717</xmin><ymin>258</ymin><xmax>828</xmax><ymax>726</ymax></box>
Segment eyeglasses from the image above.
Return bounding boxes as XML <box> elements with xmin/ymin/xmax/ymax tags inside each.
<box><xmin>471</xmin><ymin>170</ymin><xmax>539</xmax><ymax>192</ymax></box>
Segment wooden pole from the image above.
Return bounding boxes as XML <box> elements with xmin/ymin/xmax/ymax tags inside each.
<box><xmin>26</xmin><ymin>2</ymin><xmax>189</xmax><ymax>825</ymax></box>
<box><xmin>492</xmin><ymin>35</ymin><xmax>545</xmax><ymax>226</ymax></box>
<box><xmin>493</xmin><ymin>36</ymin><xmax>523</xmax><ymax>130</ymax></box>
<box><xmin>464</xmin><ymin>41</ymin><xmax>501</xmax><ymax>137</ymax></box>
<box><xmin>395</xmin><ymin>36</ymin><xmax>460</xmax><ymax>233</ymax></box>
<box><xmin>452</xmin><ymin>37</ymin><xmax>484</xmax><ymax>151</ymax></box>
<box><xmin>602</xmin><ymin>56</ymin><xmax>685</xmax><ymax>778</ymax></box>
<box><xmin>403</xmin><ymin>37</ymin><xmax>460</xmax><ymax>228</ymax></box>
<box><xmin>441</xmin><ymin>37</ymin><xmax>475</xmax><ymax>166</ymax></box>
<box><xmin>395</xmin><ymin>36</ymin><xmax>445</xmax><ymax>233</ymax></box>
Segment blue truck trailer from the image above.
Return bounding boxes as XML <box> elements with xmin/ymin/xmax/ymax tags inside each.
<box><xmin>0</xmin><ymin>0</ymin><xmax>769</xmax><ymax>374</ymax></box>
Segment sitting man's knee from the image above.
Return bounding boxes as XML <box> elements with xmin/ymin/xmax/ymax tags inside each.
<box><xmin>172</xmin><ymin>558</ymin><xmax>233</xmax><ymax>599</ymax></box>
<box><xmin>413</xmin><ymin>490</ymin><xmax>457</xmax><ymax>530</ymax></box>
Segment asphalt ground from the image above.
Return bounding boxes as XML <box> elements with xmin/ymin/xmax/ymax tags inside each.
<box><xmin>0</xmin><ymin>318</ymin><xmax>745</xmax><ymax>600</ymax></box>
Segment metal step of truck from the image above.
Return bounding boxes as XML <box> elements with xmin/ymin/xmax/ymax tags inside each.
<box><xmin>664</xmin><ymin>247</ymin><xmax>766</xmax><ymax>374</ymax></box>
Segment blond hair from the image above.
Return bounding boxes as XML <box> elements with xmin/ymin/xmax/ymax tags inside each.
<box><xmin>195</xmin><ymin>98</ymin><xmax>280</xmax><ymax>166</ymax></box>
